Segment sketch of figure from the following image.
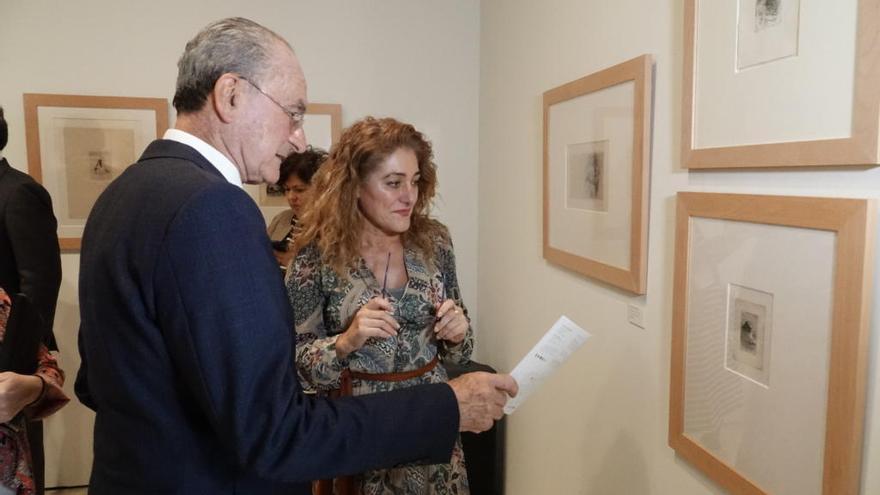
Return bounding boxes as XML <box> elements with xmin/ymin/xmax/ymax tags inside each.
<box><xmin>755</xmin><ymin>0</ymin><xmax>781</xmax><ymax>31</ymax></box>
<box><xmin>63</xmin><ymin>127</ymin><xmax>135</xmax><ymax>220</ymax></box>
<box><xmin>565</xmin><ymin>140</ymin><xmax>608</xmax><ymax>212</ymax></box>
<box><xmin>725</xmin><ymin>284</ymin><xmax>773</xmax><ymax>385</ymax></box>
<box><xmin>737</xmin><ymin>0</ymin><xmax>799</xmax><ymax>70</ymax></box>
<box><xmin>739</xmin><ymin>310</ymin><xmax>759</xmax><ymax>354</ymax></box>
<box><xmin>88</xmin><ymin>151</ymin><xmax>113</xmax><ymax>181</ymax></box>
<box><xmin>584</xmin><ymin>152</ymin><xmax>603</xmax><ymax>199</ymax></box>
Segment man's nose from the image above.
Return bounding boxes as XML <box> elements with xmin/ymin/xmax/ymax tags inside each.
<box><xmin>289</xmin><ymin>126</ymin><xmax>306</xmax><ymax>153</ymax></box>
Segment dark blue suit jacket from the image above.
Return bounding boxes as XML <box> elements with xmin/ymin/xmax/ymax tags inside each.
<box><xmin>75</xmin><ymin>140</ymin><xmax>459</xmax><ymax>494</ymax></box>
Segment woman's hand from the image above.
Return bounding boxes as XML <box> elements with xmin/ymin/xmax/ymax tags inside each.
<box><xmin>0</xmin><ymin>372</ymin><xmax>43</xmax><ymax>423</ymax></box>
<box><xmin>273</xmin><ymin>249</ymin><xmax>294</xmax><ymax>270</ymax></box>
<box><xmin>336</xmin><ymin>297</ymin><xmax>399</xmax><ymax>359</ymax></box>
<box><xmin>434</xmin><ymin>299</ymin><xmax>468</xmax><ymax>344</ymax></box>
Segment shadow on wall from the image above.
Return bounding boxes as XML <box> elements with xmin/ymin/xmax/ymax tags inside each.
<box><xmin>587</xmin><ymin>431</ymin><xmax>649</xmax><ymax>494</ymax></box>
<box><xmin>43</xmin><ymin>296</ymin><xmax>95</xmax><ymax>487</ymax></box>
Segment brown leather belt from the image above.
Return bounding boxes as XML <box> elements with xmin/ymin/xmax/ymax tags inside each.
<box><xmin>315</xmin><ymin>355</ymin><xmax>441</xmax><ymax>495</ymax></box>
<box><xmin>337</xmin><ymin>355</ymin><xmax>440</xmax><ymax>396</ymax></box>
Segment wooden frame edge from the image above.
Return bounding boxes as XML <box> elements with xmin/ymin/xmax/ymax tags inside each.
<box><xmin>681</xmin><ymin>0</ymin><xmax>880</xmax><ymax>169</ymax></box>
<box><xmin>305</xmin><ymin>102</ymin><xmax>342</xmax><ymax>146</ymax></box>
<box><xmin>23</xmin><ymin>93</ymin><xmax>170</xmax><ymax>252</ymax></box>
<box><xmin>668</xmin><ymin>192</ymin><xmax>875</xmax><ymax>495</ymax></box>
<box><xmin>542</xmin><ymin>54</ymin><xmax>653</xmax><ymax>294</ymax></box>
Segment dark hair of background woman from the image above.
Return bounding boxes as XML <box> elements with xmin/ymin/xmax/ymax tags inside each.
<box><xmin>277</xmin><ymin>146</ymin><xmax>328</xmax><ymax>186</ymax></box>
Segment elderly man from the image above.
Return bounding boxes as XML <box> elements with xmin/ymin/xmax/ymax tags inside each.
<box><xmin>75</xmin><ymin>17</ymin><xmax>516</xmax><ymax>495</ymax></box>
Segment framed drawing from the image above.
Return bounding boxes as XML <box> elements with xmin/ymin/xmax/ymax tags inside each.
<box><xmin>669</xmin><ymin>192</ymin><xmax>875</xmax><ymax>495</ymax></box>
<box><xmin>543</xmin><ymin>54</ymin><xmax>653</xmax><ymax>294</ymax></box>
<box><xmin>23</xmin><ymin>93</ymin><xmax>169</xmax><ymax>251</ymax></box>
<box><xmin>245</xmin><ymin>102</ymin><xmax>341</xmax><ymax>224</ymax></box>
<box><xmin>682</xmin><ymin>0</ymin><xmax>880</xmax><ymax>168</ymax></box>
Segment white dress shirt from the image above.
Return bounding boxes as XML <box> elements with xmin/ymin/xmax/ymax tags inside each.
<box><xmin>163</xmin><ymin>128</ymin><xmax>243</xmax><ymax>188</ymax></box>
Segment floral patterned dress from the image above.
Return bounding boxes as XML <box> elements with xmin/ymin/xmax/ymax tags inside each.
<box><xmin>286</xmin><ymin>230</ymin><xmax>473</xmax><ymax>495</ymax></box>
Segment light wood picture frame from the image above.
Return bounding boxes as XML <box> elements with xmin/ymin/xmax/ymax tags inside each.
<box><xmin>542</xmin><ymin>54</ymin><xmax>653</xmax><ymax>294</ymax></box>
<box><xmin>682</xmin><ymin>0</ymin><xmax>880</xmax><ymax>169</ymax></box>
<box><xmin>669</xmin><ymin>192</ymin><xmax>875</xmax><ymax>494</ymax></box>
<box><xmin>247</xmin><ymin>103</ymin><xmax>341</xmax><ymax>224</ymax></box>
<box><xmin>23</xmin><ymin>93</ymin><xmax>169</xmax><ymax>251</ymax></box>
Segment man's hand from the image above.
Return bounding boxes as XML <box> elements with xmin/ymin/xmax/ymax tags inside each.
<box><xmin>448</xmin><ymin>372</ymin><xmax>518</xmax><ymax>433</ymax></box>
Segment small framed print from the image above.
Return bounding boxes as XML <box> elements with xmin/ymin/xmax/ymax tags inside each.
<box><xmin>669</xmin><ymin>192</ymin><xmax>875</xmax><ymax>495</ymax></box>
<box><xmin>543</xmin><ymin>54</ymin><xmax>653</xmax><ymax>294</ymax></box>
<box><xmin>725</xmin><ymin>284</ymin><xmax>773</xmax><ymax>387</ymax></box>
<box><xmin>682</xmin><ymin>0</ymin><xmax>880</xmax><ymax>168</ymax></box>
<box><xmin>565</xmin><ymin>140</ymin><xmax>608</xmax><ymax>212</ymax></box>
<box><xmin>23</xmin><ymin>93</ymin><xmax>169</xmax><ymax>251</ymax></box>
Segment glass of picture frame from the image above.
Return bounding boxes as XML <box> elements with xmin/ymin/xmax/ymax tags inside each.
<box><xmin>669</xmin><ymin>192</ymin><xmax>875</xmax><ymax>494</ymax></box>
<box><xmin>23</xmin><ymin>93</ymin><xmax>169</xmax><ymax>251</ymax></box>
<box><xmin>682</xmin><ymin>0</ymin><xmax>880</xmax><ymax>168</ymax></box>
<box><xmin>542</xmin><ymin>54</ymin><xmax>653</xmax><ymax>294</ymax></box>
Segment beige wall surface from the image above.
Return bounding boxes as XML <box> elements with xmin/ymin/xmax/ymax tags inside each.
<box><xmin>479</xmin><ymin>0</ymin><xmax>880</xmax><ymax>494</ymax></box>
<box><xmin>0</xmin><ymin>0</ymin><xmax>480</xmax><ymax>487</ymax></box>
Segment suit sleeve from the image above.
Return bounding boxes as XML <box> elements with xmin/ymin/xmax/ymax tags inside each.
<box><xmin>5</xmin><ymin>182</ymin><xmax>62</xmax><ymax>348</ymax></box>
<box><xmin>153</xmin><ymin>184</ymin><xmax>459</xmax><ymax>483</ymax></box>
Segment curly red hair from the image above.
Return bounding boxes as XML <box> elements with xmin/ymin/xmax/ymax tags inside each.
<box><xmin>293</xmin><ymin>116</ymin><xmax>445</xmax><ymax>276</ymax></box>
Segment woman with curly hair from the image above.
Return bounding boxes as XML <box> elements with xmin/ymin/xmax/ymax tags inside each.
<box><xmin>287</xmin><ymin>117</ymin><xmax>473</xmax><ymax>494</ymax></box>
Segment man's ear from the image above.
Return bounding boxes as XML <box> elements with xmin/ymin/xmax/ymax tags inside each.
<box><xmin>211</xmin><ymin>73</ymin><xmax>240</xmax><ymax>124</ymax></box>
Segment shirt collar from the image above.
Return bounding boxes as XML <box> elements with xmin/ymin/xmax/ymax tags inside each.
<box><xmin>163</xmin><ymin>129</ymin><xmax>243</xmax><ymax>187</ymax></box>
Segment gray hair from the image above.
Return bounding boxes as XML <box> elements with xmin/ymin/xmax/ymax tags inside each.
<box><xmin>172</xmin><ymin>17</ymin><xmax>291</xmax><ymax>113</ymax></box>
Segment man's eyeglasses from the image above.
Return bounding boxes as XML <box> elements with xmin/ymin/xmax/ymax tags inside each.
<box><xmin>238</xmin><ymin>76</ymin><xmax>305</xmax><ymax>129</ymax></box>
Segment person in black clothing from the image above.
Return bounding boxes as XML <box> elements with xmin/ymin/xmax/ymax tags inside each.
<box><xmin>0</xmin><ymin>105</ymin><xmax>63</xmax><ymax>495</ymax></box>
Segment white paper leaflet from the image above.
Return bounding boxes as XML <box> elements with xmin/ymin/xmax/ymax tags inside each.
<box><xmin>504</xmin><ymin>315</ymin><xmax>591</xmax><ymax>414</ymax></box>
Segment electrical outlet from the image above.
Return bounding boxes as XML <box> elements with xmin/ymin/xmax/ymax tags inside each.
<box><xmin>627</xmin><ymin>304</ymin><xmax>645</xmax><ymax>329</ymax></box>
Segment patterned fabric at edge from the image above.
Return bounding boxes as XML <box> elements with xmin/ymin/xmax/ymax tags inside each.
<box><xmin>0</xmin><ymin>289</ymin><xmax>68</xmax><ymax>495</ymax></box>
<box><xmin>288</xmin><ymin>228</ymin><xmax>473</xmax><ymax>495</ymax></box>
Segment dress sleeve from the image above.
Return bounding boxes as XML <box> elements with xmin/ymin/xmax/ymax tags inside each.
<box><xmin>0</xmin><ymin>288</ymin><xmax>68</xmax><ymax>420</ymax></box>
<box><xmin>286</xmin><ymin>246</ymin><xmax>348</xmax><ymax>390</ymax></box>
<box><xmin>26</xmin><ymin>345</ymin><xmax>70</xmax><ymax>420</ymax></box>
<box><xmin>435</xmin><ymin>231</ymin><xmax>474</xmax><ymax>365</ymax></box>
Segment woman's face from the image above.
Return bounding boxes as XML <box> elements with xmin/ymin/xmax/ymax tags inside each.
<box><xmin>357</xmin><ymin>147</ymin><xmax>420</xmax><ymax>236</ymax></box>
<box><xmin>284</xmin><ymin>175</ymin><xmax>310</xmax><ymax>216</ymax></box>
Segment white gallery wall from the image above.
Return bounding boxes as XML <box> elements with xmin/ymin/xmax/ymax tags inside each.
<box><xmin>479</xmin><ymin>0</ymin><xmax>880</xmax><ymax>494</ymax></box>
<box><xmin>0</xmin><ymin>0</ymin><xmax>480</xmax><ymax>486</ymax></box>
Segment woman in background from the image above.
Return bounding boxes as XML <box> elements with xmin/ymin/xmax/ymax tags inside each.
<box><xmin>287</xmin><ymin>117</ymin><xmax>473</xmax><ymax>494</ymax></box>
<box><xmin>267</xmin><ymin>146</ymin><xmax>327</xmax><ymax>271</ymax></box>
